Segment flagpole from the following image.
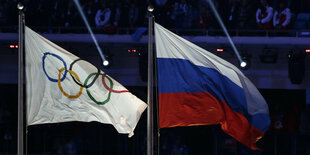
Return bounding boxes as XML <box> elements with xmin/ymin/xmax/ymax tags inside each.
<box><xmin>147</xmin><ymin>5</ymin><xmax>154</xmax><ymax>155</ymax></box>
<box><xmin>17</xmin><ymin>3</ymin><xmax>25</xmax><ymax>155</ymax></box>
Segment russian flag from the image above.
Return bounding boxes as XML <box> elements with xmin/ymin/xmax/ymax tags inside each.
<box><xmin>155</xmin><ymin>23</ymin><xmax>270</xmax><ymax>150</ymax></box>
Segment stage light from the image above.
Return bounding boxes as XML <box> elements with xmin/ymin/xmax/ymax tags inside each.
<box><xmin>147</xmin><ymin>5</ymin><xmax>154</xmax><ymax>12</ymax></box>
<box><xmin>306</xmin><ymin>49</ymin><xmax>310</xmax><ymax>53</ymax></box>
<box><xmin>9</xmin><ymin>45</ymin><xmax>18</xmax><ymax>48</ymax></box>
<box><xmin>240</xmin><ymin>60</ymin><xmax>250</xmax><ymax>70</ymax></box>
<box><xmin>17</xmin><ymin>3</ymin><xmax>24</xmax><ymax>10</ymax></box>
<box><xmin>240</xmin><ymin>61</ymin><xmax>247</xmax><ymax>68</ymax></box>
<box><xmin>240</xmin><ymin>52</ymin><xmax>251</xmax><ymax>70</ymax></box>
<box><xmin>128</xmin><ymin>49</ymin><xmax>138</xmax><ymax>54</ymax></box>
<box><xmin>103</xmin><ymin>60</ymin><xmax>109</xmax><ymax>66</ymax></box>
<box><xmin>73</xmin><ymin>0</ymin><xmax>108</xmax><ymax>67</ymax></box>
<box><xmin>216</xmin><ymin>48</ymin><xmax>224</xmax><ymax>52</ymax></box>
<box><xmin>288</xmin><ymin>53</ymin><xmax>292</xmax><ymax>58</ymax></box>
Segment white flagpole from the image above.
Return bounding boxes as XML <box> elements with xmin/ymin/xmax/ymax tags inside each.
<box><xmin>147</xmin><ymin>5</ymin><xmax>154</xmax><ymax>155</ymax></box>
<box><xmin>17</xmin><ymin>3</ymin><xmax>25</xmax><ymax>155</ymax></box>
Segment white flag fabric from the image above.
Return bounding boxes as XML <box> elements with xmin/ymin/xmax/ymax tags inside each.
<box><xmin>25</xmin><ymin>26</ymin><xmax>147</xmax><ymax>137</ymax></box>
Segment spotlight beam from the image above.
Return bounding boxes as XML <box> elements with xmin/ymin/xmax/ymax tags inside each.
<box><xmin>73</xmin><ymin>0</ymin><xmax>107</xmax><ymax>66</ymax></box>
<box><xmin>206</xmin><ymin>0</ymin><xmax>243</xmax><ymax>64</ymax></box>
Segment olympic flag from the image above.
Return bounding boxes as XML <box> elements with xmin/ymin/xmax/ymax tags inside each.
<box><xmin>25</xmin><ymin>26</ymin><xmax>147</xmax><ymax>137</ymax></box>
<box><xmin>155</xmin><ymin>23</ymin><xmax>270</xmax><ymax>149</ymax></box>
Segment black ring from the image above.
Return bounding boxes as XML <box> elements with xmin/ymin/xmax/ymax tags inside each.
<box><xmin>69</xmin><ymin>58</ymin><xmax>100</xmax><ymax>88</ymax></box>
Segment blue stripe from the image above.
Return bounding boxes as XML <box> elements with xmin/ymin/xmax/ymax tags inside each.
<box><xmin>157</xmin><ymin>58</ymin><xmax>269</xmax><ymax>132</ymax></box>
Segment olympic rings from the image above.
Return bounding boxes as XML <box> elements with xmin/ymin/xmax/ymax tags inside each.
<box><xmin>69</xmin><ymin>59</ymin><xmax>100</xmax><ymax>88</ymax></box>
<box><xmin>58</xmin><ymin>68</ymin><xmax>83</xmax><ymax>99</ymax></box>
<box><xmin>42</xmin><ymin>52</ymin><xmax>130</xmax><ymax>105</ymax></box>
<box><xmin>84</xmin><ymin>73</ymin><xmax>113</xmax><ymax>105</ymax></box>
<box><xmin>42</xmin><ymin>52</ymin><xmax>68</xmax><ymax>82</ymax></box>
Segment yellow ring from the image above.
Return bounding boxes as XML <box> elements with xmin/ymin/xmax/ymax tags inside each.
<box><xmin>58</xmin><ymin>68</ymin><xmax>83</xmax><ymax>99</ymax></box>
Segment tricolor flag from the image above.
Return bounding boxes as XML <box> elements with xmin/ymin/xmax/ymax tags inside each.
<box><xmin>155</xmin><ymin>23</ymin><xmax>270</xmax><ymax>149</ymax></box>
<box><xmin>25</xmin><ymin>26</ymin><xmax>147</xmax><ymax>137</ymax></box>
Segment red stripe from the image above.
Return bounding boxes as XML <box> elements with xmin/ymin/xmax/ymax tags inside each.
<box><xmin>159</xmin><ymin>92</ymin><xmax>265</xmax><ymax>150</ymax></box>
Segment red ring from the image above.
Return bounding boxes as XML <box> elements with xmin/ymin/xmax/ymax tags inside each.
<box><xmin>102</xmin><ymin>73</ymin><xmax>129</xmax><ymax>93</ymax></box>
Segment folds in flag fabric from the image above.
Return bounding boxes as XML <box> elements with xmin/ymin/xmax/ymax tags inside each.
<box><xmin>25</xmin><ymin>26</ymin><xmax>147</xmax><ymax>137</ymax></box>
<box><xmin>155</xmin><ymin>23</ymin><xmax>270</xmax><ymax>149</ymax></box>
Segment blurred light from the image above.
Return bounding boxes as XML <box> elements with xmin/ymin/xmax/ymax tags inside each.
<box><xmin>306</xmin><ymin>49</ymin><xmax>310</xmax><ymax>53</ymax></box>
<box><xmin>216</xmin><ymin>48</ymin><xmax>224</xmax><ymax>52</ymax></box>
<box><xmin>103</xmin><ymin>60</ymin><xmax>109</xmax><ymax>66</ymax></box>
<box><xmin>9</xmin><ymin>45</ymin><xmax>18</xmax><ymax>48</ymax></box>
<box><xmin>240</xmin><ymin>61</ymin><xmax>247</xmax><ymax>68</ymax></box>
<box><xmin>17</xmin><ymin>3</ymin><xmax>24</xmax><ymax>10</ymax></box>
<box><xmin>147</xmin><ymin>5</ymin><xmax>154</xmax><ymax>12</ymax></box>
<box><xmin>128</xmin><ymin>49</ymin><xmax>138</xmax><ymax>53</ymax></box>
<box><xmin>288</xmin><ymin>54</ymin><xmax>292</xmax><ymax>58</ymax></box>
<box><xmin>240</xmin><ymin>53</ymin><xmax>251</xmax><ymax>70</ymax></box>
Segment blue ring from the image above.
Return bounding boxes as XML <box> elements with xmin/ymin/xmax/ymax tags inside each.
<box><xmin>42</xmin><ymin>52</ymin><xmax>67</xmax><ymax>82</ymax></box>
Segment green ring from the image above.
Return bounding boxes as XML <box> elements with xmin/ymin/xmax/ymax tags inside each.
<box><xmin>84</xmin><ymin>73</ymin><xmax>113</xmax><ymax>105</ymax></box>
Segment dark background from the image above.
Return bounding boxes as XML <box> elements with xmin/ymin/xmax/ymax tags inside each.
<box><xmin>0</xmin><ymin>0</ymin><xmax>310</xmax><ymax>154</ymax></box>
